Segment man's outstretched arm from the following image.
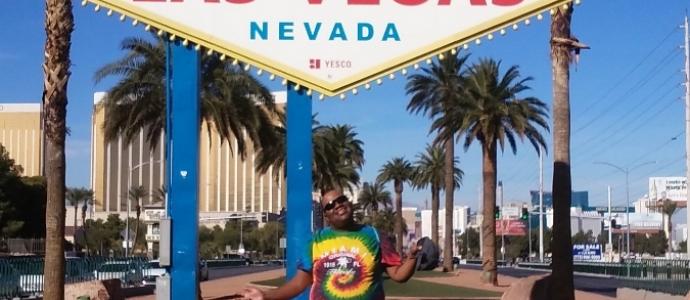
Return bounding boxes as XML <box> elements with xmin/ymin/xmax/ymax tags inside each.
<box><xmin>243</xmin><ymin>269</ymin><xmax>312</xmax><ymax>300</ymax></box>
<box><xmin>385</xmin><ymin>255</ymin><xmax>418</xmax><ymax>283</ymax></box>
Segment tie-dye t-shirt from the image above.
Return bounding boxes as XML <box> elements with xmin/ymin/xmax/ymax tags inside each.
<box><xmin>298</xmin><ymin>225</ymin><xmax>401</xmax><ymax>300</ymax></box>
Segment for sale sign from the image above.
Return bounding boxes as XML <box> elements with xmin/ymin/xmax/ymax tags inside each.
<box><xmin>85</xmin><ymin>0</ymin><xmax>572</xmax><ymax>95</ymax></box>
<box><xmin>573</xmin><ymin>244</ymin><xmax>602</xmax><ymax>261</ymax></box>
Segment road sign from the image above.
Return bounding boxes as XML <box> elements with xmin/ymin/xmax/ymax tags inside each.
<box><xmin>501</xmin><ymin>206</ymin><xmax>520</xmax><ymax>218</ymax></box>
<box><xmin>280</xmin><ymin>237</ymin><xmax>287</xmax><ymax>249</ymax></box>
<box><xmin>83</xmin><ymin>0</ymin><xmax>572</xmax><ymax>96</ymax></box>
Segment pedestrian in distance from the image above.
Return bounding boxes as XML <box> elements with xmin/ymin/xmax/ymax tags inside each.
<box><xmin>240</xmin><ymin>189</ymin><xmax>421</xmax><ymax>300</ymax></box>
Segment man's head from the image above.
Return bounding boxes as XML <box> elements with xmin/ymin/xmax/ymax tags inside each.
<box><xmin>321</xmin><ymin>189</ymin><xmax>354</xmax><ymax>229</ymax></box>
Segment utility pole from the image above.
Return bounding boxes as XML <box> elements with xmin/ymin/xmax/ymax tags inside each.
<box><xmin>539</xmin><ymin>146</ymin><xmax>544</xmax><ymax>262</ymax></box>
<box><xmin>607</xmin><ymin>185</ymin><xmax>613</xmax><ymax>259</ymax></box>
<box><xmin>478</xmin><ymin>184</ymin><xmax>483</xmax><ymax>259</ymax></box>
<box><xmin>499</xmin><ymin>181</ymin><xmax>505</xmax><ymax>262</ymax></box>
<box><xmin>528</xmin><ymin>203</ymin><xmax>532</xmax><ymax>261</ymax></box>
<box><xmin>683</xmin><ymin>15</ymin><xmax>690</xmax><ymax>255</ymax></box>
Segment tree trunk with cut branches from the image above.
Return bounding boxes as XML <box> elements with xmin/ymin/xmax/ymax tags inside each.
<box><xmin>550</xmin><ymin>5</ymin><xmax>575</xmax><ymax>300</ymax></box>
<box><xmin>42</xmin><ymin>0</ymin><xmax>73</xmax><ymax>299</ymax></box>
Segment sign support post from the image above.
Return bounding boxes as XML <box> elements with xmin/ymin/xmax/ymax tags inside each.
<box><xmin>286</xmin><ymin>83</ymin><xmax>313</xmax><ymax>300</ymax></box>
<box><xmin>166</xmin><ymin>40</ymin><xmax>201</xmax><ymax>300</ymax></box>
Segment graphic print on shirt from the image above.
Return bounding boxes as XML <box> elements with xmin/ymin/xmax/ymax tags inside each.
<box><xmin>311</xmin><ymin>229</ymin><xmax>380</xmax><ymax>300</ymax></box>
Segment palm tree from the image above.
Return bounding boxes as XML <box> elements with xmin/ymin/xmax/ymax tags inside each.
<box><xmin>128</xmin><ymin>186</ymin><xmax>147</xmax><ymax>253</ymax></box>
<box><xmin>407</xmin><ymin>52</ymin><xmax>469</xmax><ymax>271</ymax></box>
<box><xmin>661</xmin><ymin>199</ymin><xmax>678</xmax><ymax>252</ymax></box>
<box><xmin>66</xmin><ymin>187</ymin><xmax>93</xmax><ymax>248</ymax></box>
<box><xmin>438</xmin><ymin>58</ymin><xmax>549</xmax><ymax>284</ymax></box>
<box><xmin>357</xmin><ymin>181</ymin><xmax>392</xmax><ymax>220</ymax></box>
<box><xmin>42</xmin><ymin>0</ymin><xmax>73</xmax><ymax>298</ymax></box>
<box><xmin>550</xmin><ymin>3</ymin><xmax>587</xmax><ymax>298</ymax></box>
<box><xmin>378</xmin><ymin>157</ymin><xmax>414</xmax><ymax>255</ymax></box>
<box><xmin>412</xmin><ymin>144</ymin><xmax>463</xmax><ymax>246</ymax></box>
<box><xmin>94</xmin><ymin>35</ymin><xmax>279</xmax><ymax>157</ymax></box>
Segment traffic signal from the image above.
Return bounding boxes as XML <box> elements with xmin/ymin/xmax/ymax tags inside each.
<box><xmin>494</xmin><ymin>206</ymin><xmax>500</xmax><ymax>219</ymax></box>
<box><xmin>521</xmin><ymin>208</ymin><xmax>529</xmax><ymax>220</ymax></box>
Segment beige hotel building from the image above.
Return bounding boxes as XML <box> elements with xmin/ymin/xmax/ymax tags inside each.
<box><xmin>0</xmin><ymin>103</ymin><xmax>43</xmax><ymax>177</ymax></box>
<box><xmin>90</xmin><ymin>92</ymin><xmax>287</xmax><ymax>217</ymax></box>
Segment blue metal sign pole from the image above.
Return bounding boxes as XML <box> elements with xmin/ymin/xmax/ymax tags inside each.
<box><xmin>166</xmin><ymin>40</ymin><xmax>201</xmax><ymax>300</ymax></box>
<box><xmin>286</xmin><ymin>83</ymin><xmax>313</xmax><ymax>300</ymax></box>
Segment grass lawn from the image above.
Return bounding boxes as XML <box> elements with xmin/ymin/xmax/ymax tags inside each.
<box><xmin>253</xmin><ymin>275</ymin><xmax>501</xmax><ymax>298</ymax></box>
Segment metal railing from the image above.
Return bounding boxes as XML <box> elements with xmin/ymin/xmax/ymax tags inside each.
<box><xmin>0</xmin><ymin>256</ymin><xmax>153</xmax><ymax>299</ymax></box>
<box><xmin>517</xmin><ymin>259</ymin><xmax>690</xmax><ymax>296</ymax></box>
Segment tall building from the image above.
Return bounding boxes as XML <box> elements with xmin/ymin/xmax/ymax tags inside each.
<box><xmin>530</xmin><ymin>190</ymin><xmax>589</xmax><ymax>209</ymax></box>
<box><xmin>0</xmin><ymin>103</ymin><xmax>43</xmax><ymax>176</ymax></box>
<box><xmin>90</xmin><ymin>92</ymin><xmax>286</xmax><ymax>216</ymax></box>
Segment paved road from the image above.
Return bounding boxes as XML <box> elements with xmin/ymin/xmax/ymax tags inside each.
<box><xmin>461</xmin><ymin>264</ymin><xmax>619</xmax><ymax>298</ymax></box>
<box><xmin>208</xmin><ymin>264</ymin><xmax>282</xmax><ymax>280</ymax></box>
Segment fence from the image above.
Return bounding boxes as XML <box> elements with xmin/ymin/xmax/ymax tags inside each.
<box><xmin>518</xmin><ymin>259</ymin><xmax>690</xmax><ymax>296</ymax></box>
<box><xmin>0</xmin><ymin>256</ymin><xmax>153</xmax><ymax>299</ymax></box>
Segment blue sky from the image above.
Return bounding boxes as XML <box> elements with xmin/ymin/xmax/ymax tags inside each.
<box><xmin>2</xmin><ymin>1</ymin><xmax>690</xmax><ymax>221</ymax></box>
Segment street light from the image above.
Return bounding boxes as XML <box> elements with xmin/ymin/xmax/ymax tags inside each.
<box><xmin>126</xmin><ymin>159</ymin><xmax>162</xmax><ymax>256</ymax></box>
<box><xmin>594</xmin><ymin>160</ymin><xmax>654</xmax><ymax>271</ymax></box>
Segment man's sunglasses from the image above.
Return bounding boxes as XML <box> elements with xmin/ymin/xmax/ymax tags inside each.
<box><xmin>323</xmin><ymin>196</ymin><xmax>349</xmax><ymax>211</ymax></box>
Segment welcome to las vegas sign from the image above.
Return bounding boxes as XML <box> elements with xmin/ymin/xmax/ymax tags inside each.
<box><xmin>83</xmin><ymin>0</ymin><xmax>576</xmax><ymax>97</ymax></box>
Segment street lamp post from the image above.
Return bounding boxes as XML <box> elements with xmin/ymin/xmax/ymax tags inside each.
<box><xmin>595</xmin><ymin>160</ymin><xmax>654</xmax><ymax>275</ymax></box>
<box><xmin>126</xmin><ymin>159</ymin><xmax>162</xmax><ymax>256</ymax></box>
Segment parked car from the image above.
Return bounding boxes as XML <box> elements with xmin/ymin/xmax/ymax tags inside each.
<box><xmin>141</xmin><ymin>260</ymin><xmax>208</xmax><ymax>285</ymax></box>
<box><xmin>94</xmin><ymin>261</ymin><xmax>144</xmax><ymax>286</ymax></box>
<box><xmin>142</xmin><ymin>260</ymin><xmax>166</xmax><ymax>286</ymax></box>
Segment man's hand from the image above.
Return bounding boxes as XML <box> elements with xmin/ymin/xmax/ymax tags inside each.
<box><xmin>242</xmin><ymin>287</ymin><xmax>265</xmax><ymax>300</ymax></box>
<box><xmin>407</xmin><ymin>240</ymin><xmax>421</xmax><ymax>259</ymax></box>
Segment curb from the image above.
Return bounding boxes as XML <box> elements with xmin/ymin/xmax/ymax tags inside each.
<box><xmin>248</xmin><ymin>284</ymin><xmax>503</xmax><ymax>300</ymax></box>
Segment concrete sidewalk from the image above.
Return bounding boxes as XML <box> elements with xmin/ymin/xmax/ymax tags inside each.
<box><xmin>418</xmin><ymin>268</ymin><xmax>615</xmax><ymax>300</ymax></box>
<box><xmin>128</xmin><ymin>269</ymin><xmax>284</xmax><ymax>300</ymax></box>
<box><xmin>129</xmin><ymin>268</ymin><xmax>615</xmax><ymax>300</ymax></box>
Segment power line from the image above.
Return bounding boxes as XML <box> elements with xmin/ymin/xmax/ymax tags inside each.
<box><xmin>574</xmin><ymin>47</ymin><xmax>682</xmax><ymax>134</ymax></box>
<box><xmin>573</xmin><ymin>27</ymin><xmax>680</xmax><ymax>120</ymax></box>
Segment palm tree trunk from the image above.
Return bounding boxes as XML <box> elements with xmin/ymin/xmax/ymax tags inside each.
<box><xmin>480</xmin><ymin>142</ymin><xmax>498</xmax><ymax>285</ymax></box>
<box><xmin>394</xmin><ymin>181</ymin><xmax>404</xmax><ymax>256</ymax></box>
<box><xmin>443</xmin><ymin>138</ymin><xmax>454</xmax><ymax>271</ymax></box>
<box><xmin>431</xmin><ymin>184</ymin><xmax>440</xmax><ymax>246</ymax></box>
<box><xmin>81</xmin><ymin>209</ymin><xmax>89</xmax><ymax>254</ymax></box>
<box><xmin>73</xmin><ymin>205</ymin><xmax>78</xmax><ymax>250</ymax></box>
<box><xmin>550</xmin><ymin>6</ymin><xmax>575</xmax><ymax>300</ymax></box>
<box><xmin>42</xmin><ymin>0</ymin><xmax>73</xmax><ymax>298</ymax></box>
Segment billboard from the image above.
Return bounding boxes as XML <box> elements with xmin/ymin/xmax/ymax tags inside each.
<box><xmin>572</xmin><ymin>244</ymin><xmax>601</xmax><ymax>261</ymax></box>
<box><xmin>496</xmin><ymin>219</ymin><xmax>526</xmax><ymax>236</ymax></box>
<box><xmin>84</xmin><ymin>0</ymin><xmax>573</xmax><ymax>96</ymax></box>
<box><xmin>649</xmin><ymin>177</ymin><xmax>687</xmax><ymax>201</ymax></box>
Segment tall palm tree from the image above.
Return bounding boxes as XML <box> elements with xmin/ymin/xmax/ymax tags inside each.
<box><xmin>94</xmin><ymin>35</ymin><xmax>279</xmax><ymax>157</ymax></box>
<box><xmin>407</xmin><ymin>52</ymin><xmax>469</xmax><ymax>271</ymax></box>
<box><xmin>550</xmin><ymin>3</ymin><xmax>586</xmax><ymax>298</ymax></box>
<box><xmin>661</xmin><ymin>199</ymin><xmax>678</xmax><ymax>252</ymax></box>
<box><xmin>377</xmin><ymin>158</ymin><xmax>414</xmax><ymax>255</ymax></box>
<box><xmin>412</xmin><ymin>144</ymin><xmax>463</xmax><ymax>246</ymax></box>
<box><xmin>438</xmin><ymin>58</ymin><xmax>549</xmax><ymax>284</ymax></box>
<box><xmin>66</xmin><ymin>187</ymin><xmax>93</xmax><ymax>247</ymax></box>
<box><xmin>128</xmin><ymin>186</ymin><xmax>147</xmax><ymax>253</ymax></box>
<box><xmin>42</xmin><ymin>0</ymin><xmax>73</xmax><ymax>298</ymax></box>
<box><xmin>357</xmin><ymin>181</ymin><xmax>392</xmax><ymax>220</ymax></box>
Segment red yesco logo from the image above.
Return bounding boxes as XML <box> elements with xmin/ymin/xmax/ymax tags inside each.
<box><xmin>309</xmin><ymin>59</ymin><xmax>321</xmax><ymax>69</ymax></box>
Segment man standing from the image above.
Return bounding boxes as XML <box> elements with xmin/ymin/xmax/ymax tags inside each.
<box><xmin>242</xmin><ymin>189</ymin><xmax>420</xmax><ymax>300</ymax></box>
